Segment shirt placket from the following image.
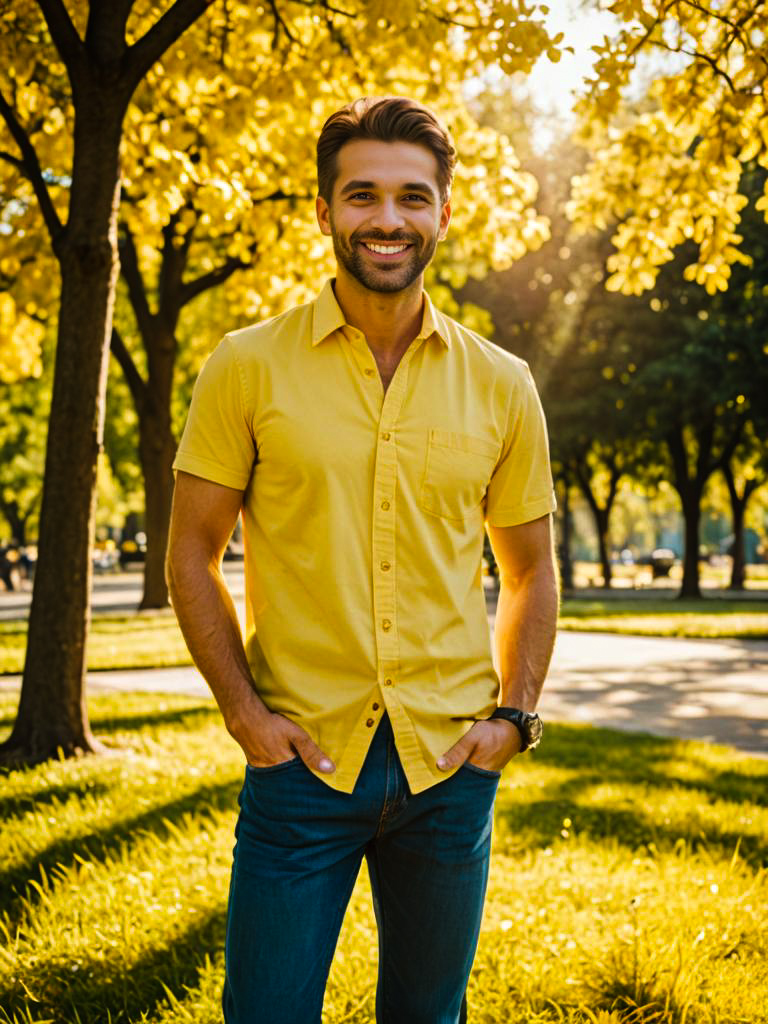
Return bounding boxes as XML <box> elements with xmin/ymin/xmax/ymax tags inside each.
<box><xmin>342</xmin><ymin>328</ymin><xmax>434</xmax><ymax>768</ymax></box>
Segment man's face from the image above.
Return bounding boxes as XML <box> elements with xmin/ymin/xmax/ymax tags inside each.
<box><xmin>316</xmin><ymin>139</ymin><xmax>451</xmax><ymax>294</ymax></box>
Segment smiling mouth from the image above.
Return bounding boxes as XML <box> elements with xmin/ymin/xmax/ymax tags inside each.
<box><xmin>360</xmin><ymin>242</ymin><xmax>412</xmax><ymax>256</ymax></box>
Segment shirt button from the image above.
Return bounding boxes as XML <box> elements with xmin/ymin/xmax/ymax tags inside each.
<box><xmin>380</xmin><ymin>561</ymin><xmax>391</xmax><ymax>571</ymax></box>
<box><xmin>366</xmin><ymin>717</ymin><xmax>375</xmax><ymax>727</ymax></box>
<box><xmin>381</xmin><ymin>431</ymin><xmax>391</xmax><ymax>441</ymax></box>
<box><xmin>380</xmin><ymin>500</ymin><xmax>390</xmax><ymax>510</ymax></box>
<box><xmin>365</xmin><ymin>368</ymin><xmax>375</xmax><ymax>377</ymax></box>
<box><xmin>383</xmin><ymin>677</ymin><xmax>393</xmax><ymax>686</ymax></box>
<box><xmin>382</xmin><ymin>619</ymin><xmax>391</xmax><ymax>631</ymax></box>
<box><xmin>372</xmin><ymin>702</ymin><xmax>380</xmax><ymax>710</ymax></box>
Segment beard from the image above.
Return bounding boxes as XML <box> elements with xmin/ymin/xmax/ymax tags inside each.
<box><xmin>329</xmin><ymin>221</ymin><xmax>438</xmax><ymax>294</ymax></box>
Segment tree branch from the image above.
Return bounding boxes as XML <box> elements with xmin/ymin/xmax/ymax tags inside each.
<box><xmin>121</xmin><ymin>0</ymin><xmax>214</xmax><ymax>95</ymax></box>
<box><xmin>118</xmin><ymin>223</ymin><xmax>156</xmax><ymax>340</ymax></box>
<box><xmin>179</xmin><ymin>253</ymin><xmax>250</xmax><ymax>308</ymax></box>
<box><xmin>0</xmin><ymin>150</ymin><xmax>24</xmax><ymax>172</ymax></box>
<box><xmin>266</xmin><ymin>0</ymin><xmax>297</xmax><ymax>49</ymax></box>
<box><xmin>85</xmin><ymin>0</ymin><xmax>135</xmax><ymax>63</ymax></box>
<box><xmin>0</xmin><ymin>91</ymin><xmax>64</xmax><ymax>248</ymax></box>
<box><xmin>35</xmin><ymin>0</ymin><xmax>85</xmax><ymax>76</ymax></box>
<box><xmin>110</xmin><ymin>327</ymin><xmax>148</xmax><ymax>410</ymax></box>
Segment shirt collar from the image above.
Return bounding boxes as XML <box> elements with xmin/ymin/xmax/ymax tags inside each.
<box><xmin>311</xmin><ymin>279</ymin><xmax>451</xmax><ymax>349</ymax></box>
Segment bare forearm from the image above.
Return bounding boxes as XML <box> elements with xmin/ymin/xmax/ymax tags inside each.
<box><xmin>167</xmin><ymin>553</ymin><xmax>267</xmax><ymax>733</ymax></box>
<box><xmin>494</xmin><ymin>561</ymin><xmax>558</xmax><ymax>710</ymax></box>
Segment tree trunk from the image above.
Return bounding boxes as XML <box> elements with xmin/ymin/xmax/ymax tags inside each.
<box><xmin>558</xmin><ymin>473</ymin><xmax>574</xmax><ymax>591</ymax></box>
<box><xmin>722</xmin><ymin>462</ymin><xmax>757</xmax><ymax>592</ymax></box>
<box><xmin>573</xmin><ymin>456</ymin><xmax>620</xmax><ymax>590</ymax></box>
<box><xmin>1</xmin><ymin>500</ymin><xmax>28</xmax><ymax>547</ymax></box>
<box><xmin>138</xmin><ymin>401</ymin><xmax>176</xmax><ymax>609</ymax></box>
<box><xmin>665</xmin><ymin>425</ymin><xmax>710</xmax><ymax>600</ymax></box>
<box><xmin>678</xmin><ymin>485</ymin><xmax>702</xmax><ymax>599</ymax></box>
<box><xmin>594</xmin><ymin>506</ymin><xmax>612</xmax><ymax>590</ymax></box>
<box><xmin>0</xmin><ymin>100</ymin><xmax>123</xmax><ymax>764</ymax></box>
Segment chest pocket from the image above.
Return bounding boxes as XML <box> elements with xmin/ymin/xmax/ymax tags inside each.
<box><xmin>420</xmin><ymin>429</ymin><xmax>499</xmax><ymax>521</ymax></box>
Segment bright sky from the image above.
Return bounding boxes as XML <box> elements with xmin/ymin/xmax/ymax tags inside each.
<box><xmin>525</xmin><ymin>0</ymin><xmax>618</xmax><ymax>146</ymax></box>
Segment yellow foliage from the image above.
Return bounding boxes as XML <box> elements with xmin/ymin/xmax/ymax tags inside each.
<box><xmin>568</xmin><ymin>0</ymin><xmax>767</xmax><ymax>294</ymax></box>
<box><xmin>0</xmin><ymin>292</ymin><xmax>44</xmax><ymax>381</ymax></box>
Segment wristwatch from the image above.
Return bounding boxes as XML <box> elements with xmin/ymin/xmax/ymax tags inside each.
<box><xmin>488</xmin><ymin>707</ymin><xmax>542</xmax><ymax>753</ymax></box>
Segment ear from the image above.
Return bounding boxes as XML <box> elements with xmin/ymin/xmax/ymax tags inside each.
<box><xmin>316</xmin><ymin>195</ymin><xmax>332</xmax><ymax>236</ymax></box>
<box><xmin>437</xmin><ymin>199</ymin><xmax>451</xmax><ymax>241</ymax></box>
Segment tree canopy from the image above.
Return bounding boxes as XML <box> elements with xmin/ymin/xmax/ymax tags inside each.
<box><xmin>568</xmin><ymin>0</ymin><xmax>768</xmax><ymax>296</ymax></box>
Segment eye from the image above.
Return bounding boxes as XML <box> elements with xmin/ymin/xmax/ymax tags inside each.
<box><xmin>403</xmin><ymin>194</ymin><xmax>429</xmax><ymax>203</ymax></box>
<box><xmin>348</xmin><ymin>191</ymin><xmax>374</xmax><ymax>201</ymax></box>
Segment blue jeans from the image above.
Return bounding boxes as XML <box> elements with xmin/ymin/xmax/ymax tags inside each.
<box><xmin>222</xmin><ymin>712</ymin><xmax>500</xmax><ymax>1024</ymax></box>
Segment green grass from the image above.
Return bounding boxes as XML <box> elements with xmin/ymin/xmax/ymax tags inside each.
<box><xmin>0</xmin><ymin>613</ymin><xmax>193</xmax><ymax>675</ymax></box>
<box><xmin>1</xmin><ymin>692</ymin><xmax>767</xmax><ymax>1023</ymax></box>
<box><xmin>558</xmin><ymin>598</ymin><xmax>768</xmax><ymax>639</ymax></box>
<box><xmin>0</xmin><ymin>594</ymin><xmax>766</xmax><ymax>677</ymax></box>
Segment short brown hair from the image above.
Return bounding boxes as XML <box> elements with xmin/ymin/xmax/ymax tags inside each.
<box><xmin>317</xmin><ymin>96</ymin><xmax>456</xmax><ymax>204</ymax></box>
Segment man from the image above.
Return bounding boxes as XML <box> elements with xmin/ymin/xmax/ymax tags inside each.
<box><xmin>167</xmin><ymin>96</ymin><xmax>558</xmax><ymax>1024</ymax></box>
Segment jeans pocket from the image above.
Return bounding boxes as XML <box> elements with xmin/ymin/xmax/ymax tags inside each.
<box><xmin>245</xmin><ymin>755</ymin><xmax>302</xmax><ymax>774</ymax></box>
<box><xmin>461</xmin><ymin>760</ymin><xmax>502</xmax><ymax>779</ymax></box>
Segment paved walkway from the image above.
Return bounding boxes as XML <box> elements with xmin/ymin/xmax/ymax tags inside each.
<box><xmin>3</xmin><ymin>631</ymin><xmax>766</xmax><ymax>758</ymax></box>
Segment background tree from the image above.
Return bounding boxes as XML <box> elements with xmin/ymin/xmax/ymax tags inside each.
<box><xmin>0</xmin><ymin>0</ymin><xmax>233</xmax><ymax>764</ymax></box>
<box><xmin>568</xmin><ymin>0</ymin><xmax>768</xmax><ymax>296</ymax></box>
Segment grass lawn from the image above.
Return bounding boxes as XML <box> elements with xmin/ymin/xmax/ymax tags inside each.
<box><xmin>0</xmin><ymin>613</ymin><xmax>192</xmax><ymax>675</ymax></box>
<box><xmin>1</xmin><ymin>693</ymin><xmax>766</xmax><ymax>1023</ymax></box>
<box><xmin>558</xmin><ymin>597</ymin><xmax>768</xmax><ymax>639</ymax></box>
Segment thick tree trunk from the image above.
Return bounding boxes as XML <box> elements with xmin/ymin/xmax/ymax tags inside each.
<box><xmin>0</xmin><ymin>101</ymin><xmax>123</xmax><ymax>764</ymax></box>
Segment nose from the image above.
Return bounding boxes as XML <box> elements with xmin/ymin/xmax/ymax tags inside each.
<box><xmin>370</xmin><ymin>197</ymin><xmax>406</xmax><ymax>234</ymax></box>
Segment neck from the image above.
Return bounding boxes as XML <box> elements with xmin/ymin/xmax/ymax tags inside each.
<box><xmin>332</xmin><ymin>268</ymin><xmax>424</xmax><ymax>356</ymax></box>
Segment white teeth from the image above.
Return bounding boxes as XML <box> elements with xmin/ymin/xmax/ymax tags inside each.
<box><xmin>365</xmin><ymin>243</ymin><xmax>408</xmax><ymax>254</ymax></box>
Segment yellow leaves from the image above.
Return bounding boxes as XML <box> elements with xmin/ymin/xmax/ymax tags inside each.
<box><xmin>570</xmin><ymin>0</ymin><xmax>768</xmax><ymax>296</ymax></box>
<box><xmin>0</xmin><ymin>292</ymin><xmax>44</xmax><ymax>382</ymax></box>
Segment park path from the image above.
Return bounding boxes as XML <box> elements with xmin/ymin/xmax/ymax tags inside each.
<box><xmin>1</xmin><ymin>572</ymin><xmax>767</xmax><ymax>757</ymax></box>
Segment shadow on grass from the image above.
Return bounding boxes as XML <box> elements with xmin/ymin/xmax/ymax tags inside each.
<box><xmin>498</xmin><ymin>725</ymin><xmax>768</xmax><ymax>867</ymax></box>
<box><xmin>0</xmin><ymin>699</ymin><xmax>215</xmax><ymax>735</ymax></box>
<box><xmin>0</xmin><ymin>904</ymin><xmax>226</xmax><ymax>1024</ymax></box>
<box><xmin>0</xmin><ymin>776</ymin><xmax>240</xmax><ymax>927</ymax></box>
<box><xmin>89</xmin><ymin>703</ymin><xmax>217</xmax><ymax>735</ymax></box>
<box><xmin>0</xmin><ymin>778</ymin><xmax>112</xmax><ymax>826</ymax></box>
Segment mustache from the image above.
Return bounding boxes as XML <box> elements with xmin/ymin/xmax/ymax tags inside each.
<box><xmin>350</xmin><ymin>229</ymin><xmax>419</xmax><ymax>245</ymax></box>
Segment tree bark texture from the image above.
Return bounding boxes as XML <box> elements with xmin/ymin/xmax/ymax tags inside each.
<box><xmin>1</xmin><ymin>98</ymin><xmax>123</xmax><ymax>762</ymax></box>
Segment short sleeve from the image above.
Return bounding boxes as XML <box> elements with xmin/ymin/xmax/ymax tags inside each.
<box><xmin>485</xmin><ymin>363</ymin><xmax>556</xmax><ymax>527</ymax></box>
<box><xmin>173</xmin><ymin>336</ymin><xmax>256</xmax><ymax>490</ymax></box>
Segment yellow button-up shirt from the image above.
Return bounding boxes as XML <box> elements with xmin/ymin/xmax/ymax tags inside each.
<box><xmin>173</xmin><ymin>279</ymin><xmax>556</xmax><ymax>793</ymax></box>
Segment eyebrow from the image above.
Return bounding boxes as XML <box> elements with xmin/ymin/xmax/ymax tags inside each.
<box><xmin>339</xmin><ymin>179</ymin><xmax>436</xmax><ymax>198</ymax></box>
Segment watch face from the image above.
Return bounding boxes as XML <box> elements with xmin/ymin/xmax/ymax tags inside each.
<box><xmin>526</xmin><ymin>714</ymin><xmax>543</xmax><ymax>746</ymax></box>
